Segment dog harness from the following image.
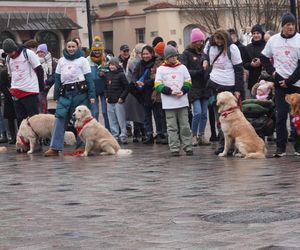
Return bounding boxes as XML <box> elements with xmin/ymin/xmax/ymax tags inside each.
<box><xmin>76</xmin><ymin>117</ymin><xmax>94</xmax><ymax>134</ymax></box>
<box><xmin>17</xmin><ymin>117</ymin><xmax>39</xmax><ymax>148</ymax></box>
<box><xmin>293</xmin><ymin>114</ymin><xmax>300</xmax><ymax>135</ymax></box>
<box><xmin>220</xmin><ymin>106</ymin><xmax>239</xmax><ymax>118</ymax></box>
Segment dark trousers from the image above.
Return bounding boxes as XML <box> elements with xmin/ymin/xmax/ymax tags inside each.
<box><xmin>274</xmin><ymin>86</ymin><xmax>300</xmax><ymax>151</ymax></box>
<box><xmin>144</xmin><ymin>103</ymin><xmax>167</xmax><ymax>137</ymax></box>
<box><xmin>13</xmin><ymin>94</ymin><xmax>39</xmax><ymax>126</ymax></box>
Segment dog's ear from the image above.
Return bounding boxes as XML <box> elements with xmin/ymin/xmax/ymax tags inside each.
<box><xmin>285</xmin><ymin>94</ymin><xmax>291</xmax><ymax>104</ymax></box>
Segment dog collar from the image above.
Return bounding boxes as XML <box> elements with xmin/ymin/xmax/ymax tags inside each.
<box><xmin>220</xmin><ymin>106</ymin><xmax>239</xmax><ymax>118</ymax></box>
<box><xmin>18</xmin><ymin>135</ymin><xmax>30</xmax><ymax>148</ymax></box>
<box><xmin>76</xmin><ymin>117</ymin><xmax>93</xmax><ymax>134</ymax></box>
<box><xmin>293</xmin><ymin>115</ymin><xmax>300</xmax><ymax>135</ymax></box>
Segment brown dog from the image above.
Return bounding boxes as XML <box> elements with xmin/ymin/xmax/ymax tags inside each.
<box><xmin>217</xmin><ymin>91</ymin><xmax>267</xmax><ymax>159</ymax></box>
<box><xmin>73</xmin><ymin>105</ymin><xmax>132</xmax><ymax>156</ymax></box>
<box><xmin>285</xmin><ymin>93</ymin><xmax>300</xmax><ymax>135</ymax></box>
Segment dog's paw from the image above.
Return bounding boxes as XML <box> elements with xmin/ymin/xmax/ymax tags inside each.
<box><xmin>80</xmin><ymin>151</ymin><xmax>88</xmax><ymax>157</ymax></box>
<box><xmin>218</xmin><ymin>152</ymin><xmax>227</xmax><ymax>157</ymax></box>
<box><xmin>234</xmin><ymin>153</ymin><xmax>243</xmax><ymax>158</ymax></box>
<box><xmin>27</xmin><ymin>150</ymin><xmax>33</xmax><ymax>154</ymax></box>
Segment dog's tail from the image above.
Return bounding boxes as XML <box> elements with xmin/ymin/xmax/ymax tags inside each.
<box><xmin>245</xmin><ymin>152</ymin><xmax>266</xmax><ymax>159</ymax></box>
<box><xmin>117</xmin><ymin>149</ymin><xmax>132</xmax><ymax>156</ymax></box>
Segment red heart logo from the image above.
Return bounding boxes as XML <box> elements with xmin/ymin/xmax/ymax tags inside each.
<box><xmin>285</xmin><ymin>50</ymin><xmax>290</xmax><ymax>55</ymax></box>
<box><xmin>172</xmin><ymin>75</ymin><xmax>176</xmax><ymax>79</ymax></box>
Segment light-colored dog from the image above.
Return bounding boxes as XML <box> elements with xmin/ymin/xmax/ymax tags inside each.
<box><xmin>217</xmin><ymin>91</ymin><xmax>267</xmax><ymax>159</ymax></box>
<box><xmin>73</xmin><ymin>105</ymin><xmax>132</xmax><ymax>157</ymax></box>
<box><xmin>285</xmin><ymin>93</ymin><xmax>300</xmax><ymax>116</ymax></box>
<box><xmin>16</xmin><ymin>114</ymin><xmax>76</xmax><ymax>154</ymax></box>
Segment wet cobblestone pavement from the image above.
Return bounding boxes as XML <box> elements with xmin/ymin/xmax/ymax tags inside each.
<box><xmin>1</xmin><ymin>142</ymin><xmax>300</xmax><ymax>250</ymax></box>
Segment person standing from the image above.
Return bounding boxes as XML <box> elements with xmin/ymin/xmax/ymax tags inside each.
<box><xmin>44</xmin><ymin>38</ymin><xmax>96</xmax><ymax>156</ymax></box>
<box><xmin>2</xmin><ymin>38</ymin><xmax>44</xmax><ymax>126</ymax></box>
<box><xmin>181</xmin><ymin>28</ymin><xmax>211</xmax><ymax>146</ymax></box>
<box><xmin>155</xmin><ymin>45</ymin><xmax>193</xmax><ymax>156</ymax></box>
<box><xmin>244</xmin><ymin>24</ymin><xmax>266</xmax><ymax>94</ymax></box>
<box><xmin>261</xmin><ymin>12</ymin><xmax>300</xmax><ymax>157</ymax></box>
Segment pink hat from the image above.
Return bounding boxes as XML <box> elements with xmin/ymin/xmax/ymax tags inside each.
<box><xmin>190</xmin><ymin>28</ymin><xmax>205</xmax><ymax>43</ymax></box>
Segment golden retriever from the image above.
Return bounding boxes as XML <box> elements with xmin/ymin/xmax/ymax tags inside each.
<box><xmin>73</xmin><ymin>105</ymin><xmax>132</xmax><ymax>157</ymax></box>
<box><xmin>16</xmin><ymin>114</ymin><xmax>76</xmax><ymax>154</ymax></box>
<box><xmin>285</xmin><ymin>93</ymin><xmax>300</xmax><ymax>135</ymax></box>
<box><xmin>216</xmin><ymin>91</ymin><xmax>267</xmax><ymax>159</ymax></box>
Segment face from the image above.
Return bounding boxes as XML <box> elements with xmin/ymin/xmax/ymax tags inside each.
<box><xmin>37</xmin><ymin>51</ymin><xmax>46</xmax><ymax>58</ymax></box>
<box><xmin>252</xmin><ymin>31</ymin><xmax>262</xmax><ymax>41</ymax></box>
<box><xmin>120</xmin><ymin>49</ymin><xmax>130</xmax><ymax>59</ymax></box>
<box><xmin>66</xmin><ymin>41</ymin><xmax>78</xmax><ymax>55</ymax></box>
<box><xmin>92</xmin><ymin>50</ymin><xmax>102</xmax><ymax>57</ymax></box>
<box><xmin>142</xmin><ymin>49</ymin><xmax>153</xmax><ymax>62</ymax></box>
<box><xmin>282</xmin><ymin>22</ymin><xmax>296</xmax><ymax>36</ymax></box>
<box><xmin>230</xmin><ymin>34</ymin><xmax>238</xmax><ymax>43</ymax></box>
<box><xmin>214</xmin><ymin>36</ymin><xmax>224</xmax><ymax>46</ymax></box>
<box><xmin>194</xmin><ymin>40</ymin><xmax>204</xmax><ymax>48</ymax></box>
<box><xmin>109</xmin><ymin>64</ymin><xmax>117</xmax><ymax>71</ymax></box>
<box><xmin>167</xmin><ymin>55</ymin><xmax>177</xmax><ymax>64</ymax></box>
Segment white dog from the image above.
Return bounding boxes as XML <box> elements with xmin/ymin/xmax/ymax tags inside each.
<box><xmin>16</xmin><ymin>114</ymin><xmax>76</xmax><ymax>154</ymax></box>
<box><xmin>217</xmin><ymin>91</ymin><xmax>267</xmax><ymax>159</ymax></box>
<box><xmin>73</xmin><ymin>105</ymin><xmax>132</xmax><ymax>157</ymax></box>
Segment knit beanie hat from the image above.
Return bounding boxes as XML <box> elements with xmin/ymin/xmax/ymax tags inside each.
<box><xmin>152</xmin><ymin>36</ymin><xmax>163</xmax><ymax>47</ymax></box>
<box><xmin>91</xmin><ymin>36</ymin><xmax>104</xmax><ymax>51</ymax></box>
<box><xmin>109</xmin><ymin>57</ymin><xmax>120</xmax><ymax>67</ymax></box>
<box><xmin>36</xmin><ymin>43</ymin><xmax>48</xmax><ymax>54</ymax></box>
<box><xmin>154</xmin><ymin>42</ymin><xmax>165</xmax><ymax>57</ymax></box>
<box><xmin>251</xmin><ymin>24</ymin><xmax>264</xmax><ymax>35</ymax></box>
<box><xmin>281</xmin><ymin>12</ymin><xmax>296</xmax><ymax>27</ymax></box>
<box><xmin>164</xmin><ymin>45</ymin><xmax>178</xmax><ymax>59</ymax></box>
<box><xmin>2</xmin><ymin>38</ymin><xmax>18</xmax><ymax>53</ymax></box>
<box><xmin>191</xmin><ymin>28</ymin><xmax>205</xmax><ymax>43</ymax></box>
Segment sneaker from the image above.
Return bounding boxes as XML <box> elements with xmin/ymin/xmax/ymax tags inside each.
<box><xmin>171</xmin><ymin>151</ymin><xmax>180</xmax><ymax>157</ymax></box>
<box><xmin>186</xmin><ymin>150</ymin><xmax>193</xmax><ymax>156</ymax></box>
<box><xmin>295</xmin><ymin>150</ymin><xmax>300</xmax><ymax>156</ymax></box>
<box><xmin>192</xmin><ymin>136</ymin><xmax>198</xmax><ymax>146</ymax></box>
<box><xmin>273</xmin><ymin>148</ymin><xmax>286</xmax><ymax>157</ymax></box>
<box><xmin>198</xmin><ymin>134</ymin><xmax>210</xmax><ymax>146</ymax></box>
<box><xmin>44</xmin><ymin>148</ymin><xmax>59</xmax><ymax>157</ymax></box>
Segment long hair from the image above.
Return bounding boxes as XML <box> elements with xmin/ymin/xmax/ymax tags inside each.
<box><xmin>213</xmin><ymin>29</ymin><xmax>231</xmax><ymax>55</ymax></box>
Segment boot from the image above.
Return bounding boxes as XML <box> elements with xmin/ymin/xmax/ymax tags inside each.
<box><xmin>0</xmin><ymin>132</ymin><xmax>8</xmax><ymax>143</ymax></box>
<box><xmin>198</xmin><ymin>134</ymin><xmax>210</xmax><ymax>146</ymax></box>
<box><xmin>143</xmin><ymin>135</ymin><xmax>154</xmax><ymax>145</ymax></box>
<box><xmin>192</xmin><ymin>135</ymin><xmax>198</xmax><ymax>146</ymax></box>
<box><xmin>44</xmin><ymin>148</ymin><xmax>59</xmax><ymax>157</ymax></box>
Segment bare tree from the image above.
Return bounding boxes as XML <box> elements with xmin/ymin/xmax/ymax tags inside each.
<box><xmin>178</xmin><ymin>0</ymin><xmax>290</xmax><ymax>34</ymax></box>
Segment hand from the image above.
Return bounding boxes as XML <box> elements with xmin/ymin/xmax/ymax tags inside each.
<box><xmin>251</xmin><ymin>58</ymin><xmax>261</xmax><ymax>67</ymax></box>
<box><xmin>90</xmin><ymin>98</ymin><xmax>95</xmax><ymax>104</ymax></box>
<box><xmin>118</xmin><ymin>98</ymin><xmax>124</xmax><ymax>104</ymax></box>
<box><xmin>234</xmin><ymin>91</ymin><xmax>240</xmax><ymax>99</ymax></box>
<box><xmin>279</xmin><ymin>80</ymin><xmax>287</xmax><ymax>88</ymax></box>
<box><xmin>203</xmin><ymin>60</ymin><xmax>209</xmax><ymax>70</ymax></box>
<box><xmin>172</xmin><ymin>90</ymin><xmax>183</xmax><ymax>97</ymax></box>
<box><xmin>136</xmin><ymin>81</ymin><xmax>144</xmax><ymax>87</ymax></box>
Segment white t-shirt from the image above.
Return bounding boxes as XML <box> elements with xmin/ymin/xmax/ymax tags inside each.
<box><xmin>204</xmin><ymin>43</ymin><xmax>242</xmax><ymax>87</ymax></box>
<box><xmin>262</xmin><ymin>32</ymin><xmax>300</xmax><ymax>87</ymax></box>
<box><xmin>155</xmin><ymin>64</ymin><xmax>191</xmax><ymax>109</ymax></box>
<box><xmin>8</xmin><ymin>49</ymin><xmax>40</xmax><ymax>92</ymax></box>
<box><xmin>56</xmin><ymin>56</ymin><xmax>91</xmax><ymax>84</ymax></box>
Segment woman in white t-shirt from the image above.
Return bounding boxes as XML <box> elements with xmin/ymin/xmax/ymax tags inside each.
<box><xmin>202</xmin><ymin>29</ymin><xmax>244</xmax><ymax>155</ymax></box>
<box><xmin>44</xmin><ymin>39</ymin><xmax>96</xmax><ymax>156</ymax></box>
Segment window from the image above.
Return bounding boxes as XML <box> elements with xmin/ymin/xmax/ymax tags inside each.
<box><xmin>135</xmin><ymin>28</ymin><xmax>145</xmax><ymax>43</ymax></box>
<box><xmin>103</xmin><ymin>31</ymin><xmax>113</xmax><ymax>52</ymax></box>
<box><xmin>150</xmin><ymin>31</ymin><xmax>158</xmax><ymax>38</ymax></box>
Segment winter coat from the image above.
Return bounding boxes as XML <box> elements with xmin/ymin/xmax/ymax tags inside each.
<box><xmin>130</xmin><ymin>57</ymin><xmax>156</xmax><ymax>106</ymax></box>
<box><xmin>244</xmin><ymin>39</ymin><xmax>266</xmax><ymax>90</ymax></box>
<box><xmin>105</xmin><ymin>67</ymin><xmax>129</xmax><ymax>103</ymax></box>
<box><xmin>87</xmin><ymin>56</ymin><xmax>107</xmax><ymax>96</ymax></box>
<box><xmin>181</xmin><ymin>46</ymin><xmax>211</xmax><ymax>102</ymax></box>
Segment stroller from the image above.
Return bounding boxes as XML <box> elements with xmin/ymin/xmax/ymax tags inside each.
<box><xmin>242</xmin><ymin>99</ymin><xmax>276</xmax><ymax>139</ymax></box>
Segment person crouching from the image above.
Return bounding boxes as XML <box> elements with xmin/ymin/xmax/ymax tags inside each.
<box><xmin>154</xmin><ymin>45</ymin><xmax>193</xmax><ymax>156</ymax></box>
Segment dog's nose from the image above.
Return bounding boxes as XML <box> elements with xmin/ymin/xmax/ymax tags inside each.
<box><xmin>71</xmin><ymin>113</ymin><xmax>76</xmax><ymax>121</ymax></box>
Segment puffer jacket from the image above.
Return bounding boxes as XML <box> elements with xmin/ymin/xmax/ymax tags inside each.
<box><xmin>105</xmin><ymin>67</ymin><xmax>129</xmax><ymax>103</ymax></box>
<box><xmin>181</xmin><ymin>46</ymin><xmax>211</xmax><ymax>102</ymax></box>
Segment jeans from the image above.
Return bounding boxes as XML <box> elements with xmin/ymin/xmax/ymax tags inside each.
<box><xmin>191</xmin><ymin>99</ymin><xmax>208</xmax><ymax>135</ymax></box>
<box><xmin>274</xmin><ymin>86</ymin><xmax>300</xmax><ymax>151</ymax></box>
<box><xmin>144</xmin><ymin>103</ymin><xmax>167</xmax><ymax>137</ymax></box>
<box><xmin>107</xmin><ymin>102</ymin><xmax>127</xmax><ymax>140</ymax></box>
<box><xmin>91</xmin><ymin>94</ymin><xmax>110</xmax><ymax>130</ymax></box>
<box><xmin>50</xmin><ymin>117</ymin><xmax>69</xmax><ymax>151</ymax></box>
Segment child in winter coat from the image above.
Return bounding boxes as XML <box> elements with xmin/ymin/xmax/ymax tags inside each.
<box><xmin>154</xmin><ymin>45</ymin><xmax>193</xmax><ymax>156</ymax></box>
<box><xmin>105</xmin><ymin>57</ymin><xmax>129</xmax><ymax>144</ymax></box>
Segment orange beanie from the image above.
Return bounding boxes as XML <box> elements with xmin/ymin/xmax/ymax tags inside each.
<box><xmin>154</xmin><ymin>42</ymin><xmax>165</xmax><ymax>57</ymax></box>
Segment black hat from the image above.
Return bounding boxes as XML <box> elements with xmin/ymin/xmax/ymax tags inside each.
<box><xmin>152</xmin><ymin>36</ymin><xmax>163</xmax><ymax>47</ymax></box>
<box><xmin>120</xmin><ymin>44</ymin><xmax>129</xmax><ymax>51</ymax></box>
<box><xmin>2</xmin><ymin>38</ymin><xmax>18</xmax><ymax>53</ymax></box>
<box><xmin>281</xmin><ymin>12</ymin><xmax>296</xmax><ymax>27</ymax></box>
<box><xmin>251</xmin><ymin>24</ymin><xmax>264</xmax><ymax>35</ymax></box>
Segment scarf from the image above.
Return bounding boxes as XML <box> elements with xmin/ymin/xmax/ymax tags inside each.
<box><xmin>162</xmin><ymin>60</ymin><xmax>181</xmax><ymax>67</ymax></box>
<box><xmin>63</xmin><ymin>48</ymin><xmax>82</xmax><ymax>61</ymax></box>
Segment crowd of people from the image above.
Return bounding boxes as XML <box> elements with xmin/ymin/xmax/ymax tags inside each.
<box><xmin>0</xmin><ymin>11</ymin><xmax>299</xmax><ymax>157</ymax></box>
